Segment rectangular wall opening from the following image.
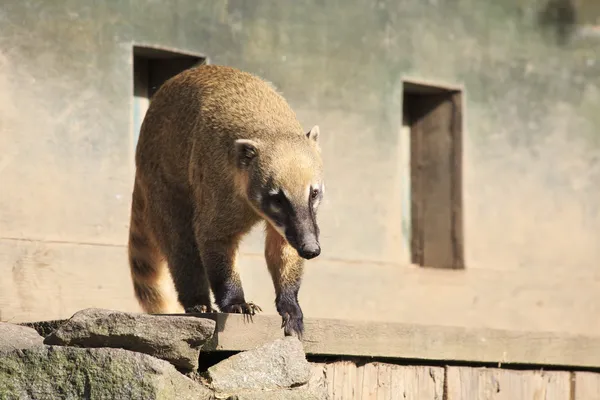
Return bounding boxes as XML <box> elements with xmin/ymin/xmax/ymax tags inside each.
<box><xmin>402</xmin><ymin>81</ymin><xmax>464</xmax><ymax>269</ymax></box>
<box><xmin>132</xmin><ymin>46</ymin><xmax>206</xmax><ymax>145</ymax></box>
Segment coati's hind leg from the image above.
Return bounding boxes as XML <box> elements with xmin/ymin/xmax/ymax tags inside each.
<box><xmin>128</xmin><ymin>180</ymin><xmax>171</xmax><ymax>313</ymax></box>
<box><xmin>148</xmin><ymin>189</ymin><xmax>216</xmax><ymax>314</ymax></box>
<box><xmin>165</xmin><ymin>229</ymin><xmax>216</xmax><ymax>314</ymax></box>
<box><xmin>196</xmin><ymin>229</ymin><xmax>262</xmax><ymax>315</ymax></box>
<box><xmin>265</xmin><ymin>223</ymin><xmax>305</xmax><ymax>338</ymax></box>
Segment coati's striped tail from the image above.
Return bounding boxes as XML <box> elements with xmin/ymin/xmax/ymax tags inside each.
<box><xmin>128</xmin><ymin>180</ymin><xmax>168</xmax><ymax>314</ymax></box>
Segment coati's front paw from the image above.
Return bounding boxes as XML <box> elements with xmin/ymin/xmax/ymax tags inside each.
<box><xmin>184</xmin><ymin>304</ymin><xmax>218</xmax><ymax>313</ymax></box>
<box><xmin>221</xmin><ymin>302</ymin><xmax>262</xmax><ymax>315</ymax></box>
<box><xmin>280</xmin><ymin>312</ymin><xmax>304</xmax><ymax>339</ymax></box>
<box><xmin>277</xmin><ymin>298</ymin><xmax>304</xmax><ymax>338</ymax></box>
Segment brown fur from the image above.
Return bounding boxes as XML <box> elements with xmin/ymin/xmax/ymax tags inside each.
<box><xmin>128</xmin><ymin>65</ymin><xmax>324</xmax><ymax>337</ymax></box>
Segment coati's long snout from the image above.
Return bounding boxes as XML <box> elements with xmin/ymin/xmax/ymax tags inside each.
<box><xmin>283</xmin><ymin>207</ymin><xmax>321</xmax><ymax>260</ymax></box>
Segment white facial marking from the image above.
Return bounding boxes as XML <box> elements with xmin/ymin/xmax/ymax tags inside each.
<box><xmin>310</xmin><ymin>182</ymin><xmax>322</xmax><ymax>208</ymax></box>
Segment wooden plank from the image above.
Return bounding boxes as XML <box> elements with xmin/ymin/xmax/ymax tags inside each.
<box><xmin>389</xmin><ymin>365</ymin><xmax>445</xmax><ymax>400</ymax></box>
<box><xmin>408</xmin><ymin>93</ymin><xmax>424</xmax><ymax>267</ymax></box>
<box><xmin>407</xmin><ymin>90</ymin><xmax>462</xmax><ymax>270</ymax></box>
<box><xmin>390</xmin><ymin>365</ymin><xmax>404</xmax><ymax>400</ymax></box>
<box><xmin>349</xmin><ymin>363</ymin><xmax>444</xmax><ymax>400</ymax></box>
<box><xmin>325</xmin><ymin>363</ymin><xmax>336</xmax><ymax>400</ymax></box>
<box><xmin>356</xmin><ymin>363</ymin><xmax>366</xmax><ymax>400</ymax></box>
<box><xmin>574</xmin><ymin>372</ymin><xmax>600</xmax><ymax>400</ymax></box>
<box><xmin>376</xmin><ymin>363</ymin><xmax>393</xmax><ymax>400</ymax></box>
<box><xmin>418</xmin><ymin>94</ymin><xmax>456</xmax><ymax>269</ymax></box>
<box><xmin>449</xmin><ymin>91</ymin><xmax>464</xmax><ymax>269</ymax></box>
<box><xmin>186</xmin><ymin>313</ymin><xmax>600</xmax><ymax>368</ymax></box>
<box><xmin>358</xmin><ymin>363</ymin><xmax>379</xmax><ymax>399</ymax></box>
<box><xmin>446</xmin><ymin>367</ymin><xmax>571</xmax><ymax>400</ymax></box>
<box><xmin>331</xmin><ymin>361</ymin><xmax>357</xmax><ymax>400</ymax></box>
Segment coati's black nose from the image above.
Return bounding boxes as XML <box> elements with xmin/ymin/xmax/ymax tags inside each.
<box><xmin>299</xmin><ymin>243</ymin><xmax>321</xmax><ymax>260</ymax></box>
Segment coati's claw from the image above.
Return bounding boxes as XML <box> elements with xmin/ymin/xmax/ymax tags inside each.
<box><xmin>281</xmin><ymin>314</ymin><xmax>304</xmax><ymax>339</ymax></box>
<box><xmin>277</xmin><ymin>297</ymin><xmax>304</xmax><ymax>338</ymax></box>
<box><xmin>222</xmin><ymin>302</ymin><xmax>262</xmax><ymax>315</ymax></box>
<box><xmin>185</xmin><ymin>305</ymin><xmax>217</xmax><ymax>313</ymax></box>
<box><xmin>281</xmin><ymin>313</ymin><xmax>290</xmax><ymax>329</ymax></box>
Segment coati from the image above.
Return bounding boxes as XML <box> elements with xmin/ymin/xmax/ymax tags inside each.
<box><xmin>128</xmin><ymin>64</ymin><xmax>324</xmax><ymax>337</ymax></box>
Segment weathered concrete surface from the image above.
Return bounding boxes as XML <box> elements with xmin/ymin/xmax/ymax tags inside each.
<box><xmin>44</xmin><ymin>308</ymin><xmax>216</xmax><ymax>370</ymax></box>
<box><xmin>207</xmin><ymin>337</ymin><xmax>311</xmax><ymax>394</ymax></box>
<box><xmin>0</xmin><ymin>323</ymin><xmax>43</xmax><ymax>352</ymax></box>
<box><xmin>0</xmin><ymin>345</ymin><xmax>213</xmax><ymax>400</ymax></box>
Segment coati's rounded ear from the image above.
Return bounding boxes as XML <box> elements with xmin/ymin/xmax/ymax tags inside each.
<box><xmin>234</xmin><ymin>139</ymin><xmax>259</xmax><ymax>168</ymax></box>
<box><xmin>306</xmin><ymin>125</ymin><xmax>320</xmax><ymax>143</ymax></box>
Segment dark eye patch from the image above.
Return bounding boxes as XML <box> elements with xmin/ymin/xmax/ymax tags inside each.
<box><xmin>269</xmin><ymin>190</ymin><xmax>285</xmax><ymax>207</ymax></box>
<box><xmin>261</xmin><ymin>188</ymin><xmax>292</xmax><ymax>226</ymax></box>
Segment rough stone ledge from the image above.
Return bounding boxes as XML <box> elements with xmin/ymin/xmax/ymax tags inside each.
<box><xmin>206</xmin><ymin>337</ymin><xmax>311</xmax><ymax>394</ymax></box>
<box><xmin>0</xmin><ymin>323</ymin><xmax>44</xmax><ymax>353</ymax></box>
<box><xmin>43</xmin><ymin>308</ymin><xmax>216</xmax><ymax>371</ymax></box>
<box><xmin>0</xmin><ymin>345</ymin><xmax>214</xmax><ymax>400</ymax></box>
<box><xmin>4</xmin><ymin>309</ymin><xmax>328</xmax><ymax>399</ymax></box>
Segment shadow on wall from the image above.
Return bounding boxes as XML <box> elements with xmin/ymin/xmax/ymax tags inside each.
<box><xmin>537</xmin><ymin>0</ymin><xmax>577</xmax><ymax>45</ymax></box>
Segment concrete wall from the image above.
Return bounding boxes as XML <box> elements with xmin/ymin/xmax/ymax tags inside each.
<box><xmin>1</xmin><ymin>1</ymin><xmax>600</xmax><ymax>339</ymax></box>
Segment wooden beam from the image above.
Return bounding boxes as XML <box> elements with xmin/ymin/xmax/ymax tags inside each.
<box><xmin>160</xmin><ymin>313</ymin><xmax>600</xmax><ymax>369</ymax></box>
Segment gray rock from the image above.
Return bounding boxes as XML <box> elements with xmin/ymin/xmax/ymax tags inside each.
<box><xmin>0</xmin><ymin>322</ymin><xmax>44</xmax><ymax>352</ymax></box>
<box><xmin>207</xmin><ymin>337</ymin><xmax>311</xmax><ymax>394</ymax></box>
<box><xmin>44</xmin><ymin>308</ymin><xmax>215</xmax><ymax>370</ymax></box>
<box><xmin>20</xmin><ymin>319</ymin><xmax>66</xmax><ymax>337</ymax></box>
<box><xmin>0</xmin><ymin>345</ymin><xmax>214</xmax><ymax>400</ymax></box>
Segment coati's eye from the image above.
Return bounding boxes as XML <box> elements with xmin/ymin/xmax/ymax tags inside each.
<box><xmin>268</xmin><ymin>189</ymin><xmax>285</xmax><ymax>209</ymax></box>
<box><xmin>271</xmin><ymin>195</ymin><xmax>283</xmax><ymax>207</ymax></box>
<box><xmin>310</xmin><ymin>188</ymin><xmax>319</xmax><ymax>200</ymax></box>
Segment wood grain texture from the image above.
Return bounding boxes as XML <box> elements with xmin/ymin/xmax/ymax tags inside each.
<box><xmin>388</xmin><ymin>365</ymin><xmax>444</xmax><ymax>400</ymax></box>
<box><xmin>331</xmin><ymin>361</ymin><xmax>358</xmax><ymax>400</ymax></box>
<box><xmin>407</xmin><ymin>90</ymin><xmax>462</xmax><ymax>270</ymax></box>
<box><xmin>416</xmin><ymin>94</ymin><xmax>456</xmax><ymax>269</ymax></box>
<box><xmin>574</xmin><ymin>372</ymin><xmax>600</xmax><ymax>400</ymax></box>
<box><xmin>446</xmin><ymin>367</ymin><xmax>571</xmax><ymax>400</ymax></box>
<box><xmin>323</xmin><ymin>361</ymin><xmax>443</xmax><ymax>400</ymax></box>
<box><xmin>449</xmin><ymin>91</ymin><xmax>464</xmax><ymax>269</ymax></box>
<box><xmin>186</xmin><ymin>313</ymin><xmax>600</xmax><ymax>368</ymax></box>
